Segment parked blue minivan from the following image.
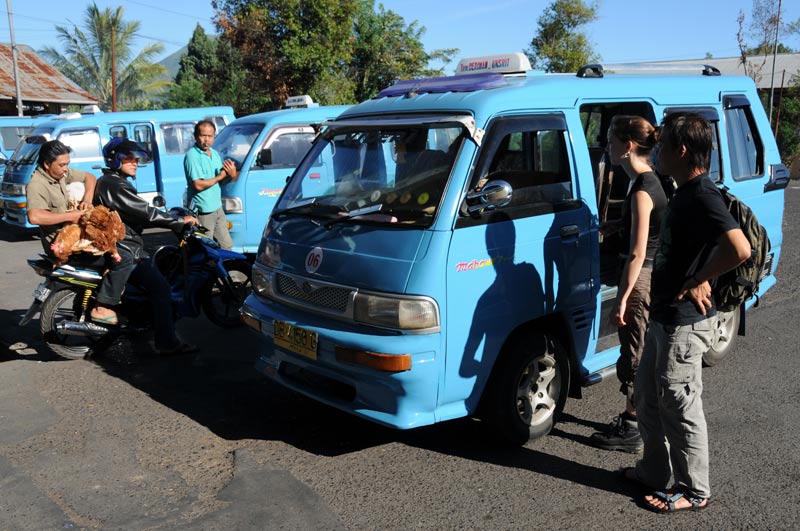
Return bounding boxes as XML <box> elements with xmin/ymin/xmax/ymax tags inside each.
<box><xmin>210</xmin><ymin>97</ymin><xmax>350</xmax><ymax>254</ymax></box>
<box><xmin>241</xmin><ymin>54</ymin><xmax>789</xmax><ymax>443</ymax></box>
<box><xmin>1</xmin><ymin>106</ymin><xmax>234</xmax><ymax>227</ymax></box>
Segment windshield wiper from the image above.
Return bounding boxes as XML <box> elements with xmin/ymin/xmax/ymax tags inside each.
<box><xmin>322</xmin><ymin>203</ymin><xmax>385</xmax><ymax>229</ymax></box>
<box><xmin>273</xmin><ymin>199</ymin><xmax>349</xmax><ymax>225</ymax></box>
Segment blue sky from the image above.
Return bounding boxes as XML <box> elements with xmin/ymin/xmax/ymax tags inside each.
<box><xmin>4</xmin><ymin>0</ymin><xmax>800</xmax><ymax>69</ymax></box>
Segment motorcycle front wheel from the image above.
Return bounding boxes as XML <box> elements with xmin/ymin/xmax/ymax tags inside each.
<box><xmin>39</xmin><ymin>288</ymin><xmax>99</xmax><ymax>360</ymax></box>
<box><xmin>202</xmin><ymin>260</ymin><xmax>252</xmax><ymax>328</ymax></box>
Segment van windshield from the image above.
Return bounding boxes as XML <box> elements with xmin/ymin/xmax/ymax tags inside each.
<box><xmin>275</xmin><ymin>123</ymin><xmax>466</xmax><ymax>227</ymax></box>
<box><xmin>13</xmin><ymin>133</ymin><xmax>52</xmax><ymax>165</ymax></box>
<box><xmin>213</xmin><ymin>123</ymin><xmax>262</xmax><ymax>167</ymax></box>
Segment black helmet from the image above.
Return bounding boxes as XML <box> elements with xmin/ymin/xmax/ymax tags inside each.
<box><xmin>102</xmin><ymin>137</ymin><xmax>149</xmax><ymax>170</ymax></box>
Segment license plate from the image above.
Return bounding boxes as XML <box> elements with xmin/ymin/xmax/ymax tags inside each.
<box><xmin>273</xmin><ymin>319</ymin><xmax>318</xmax><ymax>360</ymax></box>
<box><xmin>32</xmin><ymin>282</ymin><xmax>51</xmax><ymax>301</ymax></box>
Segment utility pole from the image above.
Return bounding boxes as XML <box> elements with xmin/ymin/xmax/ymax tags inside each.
<box><xmin>6</xmin><ymin>0</ymin><xmax>24</xmax><ymax>116</ymax></box>
<box><xmin>768</xmin><ymin>0</ymin><xmax>782</xmax><ymax>125</ymax></box>
<box><xmin>111</xmin><ymin>26</ymin><xmax>117</xmax><ymax>111</ymax></box>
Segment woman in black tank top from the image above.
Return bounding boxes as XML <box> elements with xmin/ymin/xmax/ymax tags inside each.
<box><xmin>590</xmin><ymin>115</ymin><xmax>668</xmax><ymax>452</ymax></box>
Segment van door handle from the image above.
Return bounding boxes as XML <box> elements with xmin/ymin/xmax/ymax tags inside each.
<box><xmin>560</xmin><ymin>225</ymin><xmax>580</xmax><ymax>239</ymax></box>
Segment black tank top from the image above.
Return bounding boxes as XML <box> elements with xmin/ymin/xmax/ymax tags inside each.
<box><xmin>621</xmin><ymin>171</ymin><xmax>668</xmax><ymax>261</ymax></box>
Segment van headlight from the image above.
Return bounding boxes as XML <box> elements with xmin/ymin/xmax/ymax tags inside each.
<box><xmin>4</xmin><ymin>182</ymin><xmax>25</xmax><ymax>196</ymax></box>
<box><xmin>353</xmin><ymin>293</ymin><xmax>439</xmax><ymax>331</ymax></box>
<box><xmin>222</xmin><ymin>196</ymin><xmax>243</xmax><ymax>214</ymax></box>
<box><xmin>252</xmin><ymin>266</ymin><xmax>274</xmax><ymax>298</ymax></box>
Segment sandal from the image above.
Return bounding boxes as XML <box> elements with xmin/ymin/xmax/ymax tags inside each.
<box><xmin>644</xmin><ymin>490</ymin><xmax>710</xmax><ymax>514</ymax></box>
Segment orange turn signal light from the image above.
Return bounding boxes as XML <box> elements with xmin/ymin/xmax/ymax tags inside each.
<box><xmin>335</xmin><ymin>346</ymin><xmax>411</xmax><ymax>372</ymax></box>
<box><xmin>227</xmin><ymin>221</ymin><xmax>233</xmax><ymax>230</ymax></box>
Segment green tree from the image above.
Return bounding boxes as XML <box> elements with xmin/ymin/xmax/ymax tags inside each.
<box><xmin>40</xmin><ymin>3</ymin><xmax>168</xmax><ymax>110</ymax></box>
<box><xmin>350</xmin><ymin>0</ymin><xmax>457</xmax><ymax>102</ymax></box>
<box><xmin>213</xmin><ymin>0</ymin><xmax>358</xmax><ymax>111</ymax></box>
<box><xmin>527</xmin><ymin>0</ymin><xmax>599</xmax><ymax>73</ymax></box>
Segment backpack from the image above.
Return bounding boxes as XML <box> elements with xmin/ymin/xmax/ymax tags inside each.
<box><xmin>713</xmin><ymin>188</ymin><xmax>771</xmax><ymax>313</ymax></box>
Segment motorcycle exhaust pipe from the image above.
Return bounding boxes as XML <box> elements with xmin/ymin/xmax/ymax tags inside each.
<box><xmin>56</xmin><ymin>320</ymin><xmax>110</xmax><ymax>337</ymax></box>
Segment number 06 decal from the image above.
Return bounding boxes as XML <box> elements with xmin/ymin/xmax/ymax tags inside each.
<box><xmin>305</xmin><ymin>247</ymin><xmax>323</xmax><ymax>274</ymax></box>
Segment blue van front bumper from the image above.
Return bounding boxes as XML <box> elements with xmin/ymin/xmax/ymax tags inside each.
<box><xmin>0</xmin><ymin>194</ymin><xmax>32</xmax><ymax>227</ymax></box>
<box><xmin>241</xmin><ymin>294</ymin><xmax>442</xmax><ymax>430</ymax></box>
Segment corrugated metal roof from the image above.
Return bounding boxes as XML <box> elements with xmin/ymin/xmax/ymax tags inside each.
<box><xmin>608</xmin><ymin>53</ymin><xmax>800</xmax><ymax>90</ymax></box>
<box><xmin>0</xmin><ymin>43</ymin><xmax>99</xmax><ymax>104</ymax></box>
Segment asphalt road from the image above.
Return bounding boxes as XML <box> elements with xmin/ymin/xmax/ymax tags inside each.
<box><xmin>1</xmin><ymin>187</ymin><xmax>799</xmax><ymax>531</ymax></box>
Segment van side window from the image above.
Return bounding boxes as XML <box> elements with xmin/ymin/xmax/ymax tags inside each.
<box><xmin>266</xmin><ymin>132</ymin><xmax>315</xmax><ymax>167</ymax></box>
<box><xmin>109</xmin><ymin>125</ymin><xmax>127</xmax><ymax>139</ymax></box>
<box><xmin>0</xmin><ymin>126</ymin><xmax>33</xmax><ymax>152</ymax></box>
<box><xmin>663</xmin><ymin>107</ymin><xmax>722</xmax><ymax>183</ymax></box>
<box><xmin>471</xmin><ymin>115</ymin><xmax>573</xmax><ymax>214</ymax></box>
<box><xmin>58</xmin><ymin>129</ymin><xmax>101</xmax><ymax>160</ymax></box>
<box><xmin>161</xmin><ymin>123</ymin><xmax>195</xmax><ymax>154</ymax></box>
<box><xmin>133</xmin><ymin>125</ymin><xmax>154</xmax><ymax>157</ymax></box>
<box><xmin>723</xmin><ymin>96</ymin><xmax>763</xmax><ymax>180</ymax></box>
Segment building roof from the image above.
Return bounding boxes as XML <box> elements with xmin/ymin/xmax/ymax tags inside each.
<box><xmin>605</xmin><ymin>53</ymin><xmax>800</xmax><ymax>90</ymax></box>
<box><xmin>0</xmin><ymin>43</ymin><xmax>99</xmax><ymax>105</ymax></box>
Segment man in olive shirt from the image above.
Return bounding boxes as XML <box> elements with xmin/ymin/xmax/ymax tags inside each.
<box><xmin>26</xmin><ymin>140</ymin><xmax>127</xmax><ymax>324</ymax></box>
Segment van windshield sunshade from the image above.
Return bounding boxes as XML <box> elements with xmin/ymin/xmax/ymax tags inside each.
<box><xmin>376</xmin><ymin>72</ymin><xmax>507</xmax><ymax>98</ymax></box>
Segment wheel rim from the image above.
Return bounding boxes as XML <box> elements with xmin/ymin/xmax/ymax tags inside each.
<box><xmin>515</xmin><ymin>352</ymin><xmax>560</xmax><ymax>428</ymax></box>
<box><xmin>48</xmin><ymin>292</ymin><xmax>96</xmax><ymax>354</ymax></box>
<box><xmin>712</xmin><ymin>310</ymin><xmax>737</xmax><ymax>351</ymax></box>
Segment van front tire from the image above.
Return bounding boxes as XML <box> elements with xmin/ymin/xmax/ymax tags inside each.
<box><xmin>481</xmin><ymin>332</ymin><xmax>569</xmax><ymax>445</ymax></box>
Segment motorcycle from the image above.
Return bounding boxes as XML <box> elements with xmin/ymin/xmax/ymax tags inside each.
<box><xmin>20</xmin><ymin>215</ymin><xmax>252</xmax><ymax>360</ymax></box>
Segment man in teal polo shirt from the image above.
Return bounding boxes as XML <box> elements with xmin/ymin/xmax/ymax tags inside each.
<box><xmin>184</xmin><ymin>120</ymin><xmax>238</xmax><ymax>249</ymax></box>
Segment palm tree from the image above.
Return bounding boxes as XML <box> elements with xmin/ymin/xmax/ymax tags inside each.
<box><xmin>40</xmin><ymin>3</ymin><xmax>168</xmax><ymax>110</ymax></box>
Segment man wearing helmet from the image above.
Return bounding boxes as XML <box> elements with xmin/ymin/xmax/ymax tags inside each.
<box><xmin>94</xmin><ymin>137</ymin><xmax>200</xmax><ymax>355</ymax></box>
<box><xmin>184</xmin><ymin>120</ymin><xmax>238</xmax><ymax>250</ymax></box>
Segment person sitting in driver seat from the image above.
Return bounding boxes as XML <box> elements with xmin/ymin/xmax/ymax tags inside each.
<box><xmin>93</xmin><ymin>138</ymin><xmax>200</xmax><ymax>356</ymax></box>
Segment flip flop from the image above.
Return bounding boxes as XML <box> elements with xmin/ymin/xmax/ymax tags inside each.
<box><xmin>644</xmin><ymin>490</ymin><xmax>710</xmax><ymax>514</ymax></box>
<box><xmin>90</xmin><ymin>314</ymin><xmax>119</xmax><ymax>325</ymax></box>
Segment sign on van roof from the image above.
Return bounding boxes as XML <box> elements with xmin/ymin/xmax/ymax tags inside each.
<box><xmin>455</xmin><ymin>53</ymin><xmax>532</xmax><ymax>75</ymax></box>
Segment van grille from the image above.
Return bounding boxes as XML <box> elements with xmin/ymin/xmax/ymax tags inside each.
<box><xmin>275</xmin><ymin>273</ymin><xmax>351</xmax><ymax>313</ymax></box>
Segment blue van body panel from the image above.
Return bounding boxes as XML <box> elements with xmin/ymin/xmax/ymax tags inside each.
<box><xmin>265</xmin><ymin>216</ymin><xmax>426</xmax><ymax>292</ymax></box>
<box><xmin>217</xmin><ymin>106</ymin><xmax>350</xmax><ymax>254</ymax></box>
<box><xmin>1</xmin><ymin>107</ymin><xmax>234</xmax><ymax>227</ymax></box>
<box><xmin>245</xmin><ymin>70</ymin><xmax>784</xmax><ymax>430</ymax></box>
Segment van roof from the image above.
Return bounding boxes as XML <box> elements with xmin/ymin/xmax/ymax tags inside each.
<box><xmin>227</xmin><ymin>105</ymin><xmax>351</xmax><ymax>127</ymax></box>
<box><xmin>339</xmin><ymin>71</ymin><xmax>758</xmax><ymax>125</ymax></box>
<box><xmin>30</xmin><ymin>106</ymin><xmax>235</xmax><ymax>130</ymax></box>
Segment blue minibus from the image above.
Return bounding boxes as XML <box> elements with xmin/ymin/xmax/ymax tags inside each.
<box><xmin>1</xmin><ymin>106</ymin><xmax>234</xmax><ymax>227</ymax></box>
<box><xmin>241</xmin><ymin>54</ymin><xmax>789</xmax><ymax>443</ymax></box>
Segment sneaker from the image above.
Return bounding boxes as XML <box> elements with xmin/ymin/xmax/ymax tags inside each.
<box><xmin>589</xmin><ymin>414</ymin><xmax>643</xmax><ymax>453</ymax></box>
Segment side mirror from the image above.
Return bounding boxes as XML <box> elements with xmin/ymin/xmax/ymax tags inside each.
<box><xmin>764</xmin><ymin>163</ymin><xmax>790</xmax><ymax>193</ymax></box>
<box><xmin>257</xmin><ymin>148</ymin><xmax>272</xmax><ymax>166</ymax></box>
<box><xmin>465</xmin><ymin>180</ymin><xmax>513</xmax><ymax>214</ymax></box>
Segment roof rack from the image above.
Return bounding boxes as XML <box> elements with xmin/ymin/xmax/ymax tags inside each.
<box><xmin>576</xmin><ymin>63</ymin><xmax>722</xmax><ymax>78</ymax></box>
